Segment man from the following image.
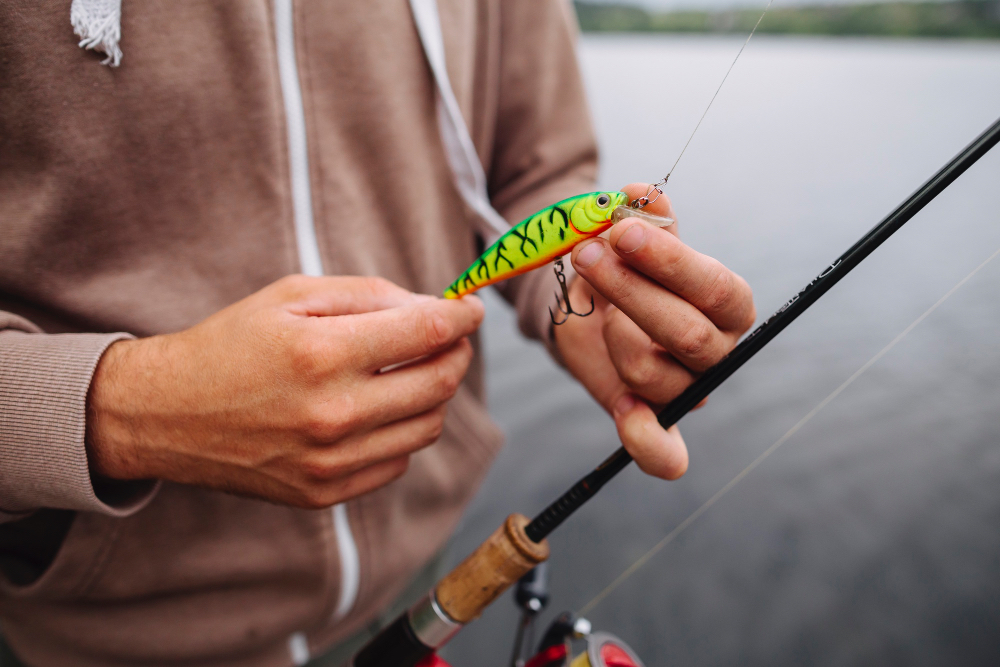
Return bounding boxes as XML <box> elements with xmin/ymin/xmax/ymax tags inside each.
<box><xmin>0</xmin><ymin>1</ymin><xmax>754</xmax><ymax>665</ymax></box>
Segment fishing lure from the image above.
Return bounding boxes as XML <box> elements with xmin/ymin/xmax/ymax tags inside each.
<box><xmin>444</xmin><ymin>0</ymin><xmax>776</xmax><ymax>320</ymax></box>
<box><xmin>445</xmin><ymin>191</ymin><xmax>674</xmax><ymax>323</ymax></box>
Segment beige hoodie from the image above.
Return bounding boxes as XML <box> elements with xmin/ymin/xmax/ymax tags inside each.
<box><xmin>0</xmin><ymin>1</ymin><xmax>598</xmax><ymax>665</ymax></box>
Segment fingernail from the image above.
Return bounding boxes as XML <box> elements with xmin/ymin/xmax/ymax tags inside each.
<box><xmin>615</xmin><ymin>223</ymin><xmax>646</xmax><ymax>253</ymax></box>
<box><xmin>613</xmin><ymin>394</ymin><xmax>637</xmax><ymax>419</ymax></box>
<box><xmin>575</xmin><ymin>240</ymin><xmax>604</xmax><ymax>269</ymax></box>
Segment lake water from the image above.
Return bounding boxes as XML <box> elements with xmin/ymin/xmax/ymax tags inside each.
<box><xmin>441</xmin><ymin>35</ymin><xmax>1000</xmax><ymax>666</ymax></box>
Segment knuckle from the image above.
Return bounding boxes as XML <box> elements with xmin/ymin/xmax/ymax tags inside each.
<box><xmin>675</xmin><ymin>321</ymin><xmax>715</xmax><ymax>365</ymax></box>
<box><xmin>431</xmin><ymin>361</ymin><xmax>462</xmax><ymax>400</ymax></box>
<box><xmin>302</xmin><ymin>397</ymin><xmax>356</xmax><ymax>442</ymax></box>
<box><xmin>286</xmin><ymin>330</ymin><xmax>330</xmax><ymax>381</ymax></box>
<box><xmin>301</xmin><ymin>411</ymin><xmax>335</xmax><ymax>444</ymax></box>
<box><xmin>702</xmin><ymin>269</ymin><xmax>736</xmax><ymax>315</ymax></box>
<box><xmin>421</xmin><ymin>309</ymin><xmax>454</xmax><ymax>350</ymax></box>
<box><xmin>300</xmin><ymin>457</ymin><xmax>341</xmax><ymax>483</ymax></box>
<box><xmin>364</xmin><ymin>275</ymin><xmax>396</xmax><ymax>298</ymax></box>
<box><xmin>662</xmin><ymin>241</ymin><xmax>686</xmax><ymax>270</ymax></box>
<box><xmin>424</xmin><ymin>406</ymin><xmax>447</xmax><ymax>443</ymax></box>
<box><xmin>652</xmin><ymin>237</ymin><xmax>685</xmax><ymax>281</ymax></box>
<box><xmin>607</xmin><ymin>265</ymin><xmax>638</xmax><ymax>305</ymax></box>
<box><xmin>387</xmin><ymin>456</ymin><xmax>410</xmax><ymax>481</ymax></box>
<box><xmin>277</xmin><ymin>274</ymin><xmax>312</xmax><ymax>298</ymax></box>
<box><xmin>621</xmin><ymin>355</ymin><xmax>658</xmax><ymax>391</ymax></box>
<box><xmin>298</xmin><ymin>486</ymin><xmax>334</xmax><ymax>510</ymax></box>
<box><xmin>335</xmin><ymin>401</ymin><xmax>364</xmax><ymax>436</ymax></box>
<box><xmin>428</xmin><ymin>420</ymin><xmax>445</xmax><ymax>444</ymax></box>
<box><xmin>604</xmin><ymin>304</ymin><xmax>631</xmax><ymax>333</ymax></box>
<box><xmin>454</xmin><ymin>337</ymin><xmax>474</xmax><ymax>364</ymax></box>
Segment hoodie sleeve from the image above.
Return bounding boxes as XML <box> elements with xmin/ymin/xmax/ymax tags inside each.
<box><xmin>486</xmin><ymin>0</ymin><xmax>600</xmax><ymax>361</ymax></box>
<box><xmin>0</xmin><ymin>311</ymin><xmax>158</xmax><ymax>523</ymax></box>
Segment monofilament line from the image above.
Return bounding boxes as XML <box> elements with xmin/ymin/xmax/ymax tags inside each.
<box><xmin>661</xmin><ymin>0</ymin><xmax>774</xmax><ymax>185</ymax></box>
<box><xmin>578</xmin><ymin>242</ymin><xmax>1000</xmax><ymax>617</ymax></box>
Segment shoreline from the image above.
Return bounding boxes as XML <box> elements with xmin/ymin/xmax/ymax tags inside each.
<box><xmin>574</xmin><ymin>1</ymin><xmax>1000</xmax><ymax>40</ymax></box>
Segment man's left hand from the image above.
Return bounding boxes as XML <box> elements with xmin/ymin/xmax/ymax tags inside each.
<box><xmin>555</xmin><ymin>183</ymin><xmax>756</xmax><ymax>480</ymax></box>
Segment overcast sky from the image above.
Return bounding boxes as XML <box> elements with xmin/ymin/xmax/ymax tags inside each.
<box><xmin>595</xmin><ymin>0</ymin><xmax>947</xmax><ymax>10</ymax></box>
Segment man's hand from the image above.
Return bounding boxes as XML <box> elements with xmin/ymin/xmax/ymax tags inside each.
<box><xmin>556</xmin><ymin>183</ymin><xmax>756</xmax><ymax>480</ymax></box>
<box><xmin>86</xmin><ymin>275</ymin><xmax>484</xmax><ymax>508</ymax></box>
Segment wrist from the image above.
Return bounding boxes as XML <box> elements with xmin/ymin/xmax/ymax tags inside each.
<box><xmin>85</xmin><ymin>337</ymin><xmax>151</xmax><ymax>481</ymax></box>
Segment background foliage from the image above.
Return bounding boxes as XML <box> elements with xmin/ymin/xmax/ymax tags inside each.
<box><xmin>574</xmin><ymin>0</ymin><xmax>1000</xmax><ymax>38</ymax></box>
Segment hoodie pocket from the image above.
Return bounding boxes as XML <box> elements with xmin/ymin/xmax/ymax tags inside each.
<box><xmin>0</xmin><ymin>508</ymin><xmax>120</xmax><ymax>601</ymax></box>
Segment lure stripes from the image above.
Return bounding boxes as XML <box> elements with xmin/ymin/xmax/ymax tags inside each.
<box><xmin>444</xmin><ymin>191</ymin><xmax>629</xmax><ymax>298</ymax></box>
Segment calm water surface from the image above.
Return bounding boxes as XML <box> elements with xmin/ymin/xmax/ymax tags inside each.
<box><xmin>442</xmin><ymin>35</ymin><xmax>1000</xmax><ymax>666</ymax></box>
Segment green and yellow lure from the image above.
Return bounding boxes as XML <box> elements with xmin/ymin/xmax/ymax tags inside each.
<box><xmin>445</xmin><ymin>191</ymin><xmax>630</xmax><ymax>299</ymax></box>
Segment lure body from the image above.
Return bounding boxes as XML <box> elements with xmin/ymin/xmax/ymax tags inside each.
<box><xmin>445</xmin><ymin>191</ymin><xmax>629</xmax><ymax>298</ymax></box>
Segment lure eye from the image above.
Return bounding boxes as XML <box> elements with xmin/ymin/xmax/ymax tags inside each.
<box><xmin>596</xmin><ymin>194</ymin><xmax>610</xmax><ymax>208</ymax></box>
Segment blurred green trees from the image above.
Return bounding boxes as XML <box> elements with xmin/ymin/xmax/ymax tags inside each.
<box><xmin>574</xmin><ymin>1</ymin><xmax>1000</xmax><ymax>38</ymax></box>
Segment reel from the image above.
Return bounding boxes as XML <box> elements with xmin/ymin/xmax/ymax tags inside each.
<box><xmin>511</xmin><ymin>565</ymin><xmax>646</xmax><ymax>667</ymax></box>
<box><xmin>521</xmin><ymin>616</ymin><xmax>644</xmax><ymax>667</ymax></box>
<box><xmin>411</xmin><ymin>551</ymin><xmax>646</xmax><ymax>667</ymax></box>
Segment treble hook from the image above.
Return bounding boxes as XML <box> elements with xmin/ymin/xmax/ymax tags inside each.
<box><xmin>549</xmin><ymin>256</ymin><xmax>595</xmax><ymax>325</ymax></box>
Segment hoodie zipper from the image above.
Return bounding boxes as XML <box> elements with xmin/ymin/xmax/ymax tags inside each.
<box><xmin>273</xmin><ymin>0</ymin><xmax>361</xmax><ymax>639</ymax></box>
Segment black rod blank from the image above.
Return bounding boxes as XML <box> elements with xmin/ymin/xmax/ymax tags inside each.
<box><xmin>525</xmin><ymin>116</ymin><xmax>1000</xmax><ymax>544</ymax></box>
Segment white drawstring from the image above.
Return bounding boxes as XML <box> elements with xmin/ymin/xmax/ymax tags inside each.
<box><xmin>71</xmin><ymin>0</ymin><xmax>123</xmax><ymax>67</ymax></box>
<box><xmin>408</xmin><ymin>0</ymin><xmax>509</xmax><ymax>244</ymax></box>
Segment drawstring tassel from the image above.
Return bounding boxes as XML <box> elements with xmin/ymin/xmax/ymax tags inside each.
<box><xmin>70</xmin><ymin>0</ymin><xmax>123</xmax><ymax>67</ymax></box>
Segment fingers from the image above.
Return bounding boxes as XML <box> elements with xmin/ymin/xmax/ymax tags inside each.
<box><xmin>286</xmin><ymin>296</ymin><xmax>480</xmax><ymax>443</ymax></box>
<box><xmin>572</xmin><ymin>238</ymin><xmax>734</xmax><ymax>372</ymax></box>
<box><xmin>346</xmin><ymin>295</ymin><xmax>485</xmax><ymax>371</ymax></box>
<box><xmin>552</xmin><ymin>285</ymin><xmax>690</xmax><ymax>482</ymax></box>
<box><xmin>613</xmin><ymin>394</ymin><xmax>689</xmax><ymax>480</ymax></box>
<box><xmin>272</xmin><ymin>275</ymin><xmax>429</xmax><ymax>316</ymax></box>
<box><xmin>603</xmin><ymin>307</ymin><xmax>697</xmax><ymax>405</ymax></box>
<box><xmin>607</xmin><ymin>219</ymin><xmax>755</xmax><ymax>332</ymax></box>
<box><xmin>299</xmin><ymin>456</ymin><xmax>411</xmax><ymax>508</ymax></box>
<box><xmin>353</xmin><ymin>338</ymin><xmax>474</xmax><ymax>430</ymax></box>
<box><xmin>296</xmin><ymin>404</ymin><xmax>449</xmax><ymax>508</ymax></box>
<box><xmin>302</xmin><ymin>405</ymin><xmax>446</xmax><ymax>479</ymax></box>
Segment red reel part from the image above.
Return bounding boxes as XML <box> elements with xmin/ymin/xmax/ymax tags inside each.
<box><xmin>598</xmin><ymin>642</ymin><xmax>640</xmax><ymax>667</ymax></box>
<box><xmin>581</xmin><ymin>633</ymin><xmax>644</xmax><ymax>667</ymax></box>
<box><xmin>524</xmin><ymin>643</ymin><xmax>569</xmax><ymax>667</ymax></box>
<box><xmin>523</xmin><ymin>631</ymin><xmax>644</xmax><ymax>667</ymax></box>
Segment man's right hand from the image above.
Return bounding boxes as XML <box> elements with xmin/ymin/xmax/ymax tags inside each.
<box><xmin>85</xmin><ymin>275</ymin><xmax>484</xmax><ymax>508</ymax></box>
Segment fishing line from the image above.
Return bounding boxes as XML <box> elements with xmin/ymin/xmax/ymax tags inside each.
<box><xmin>638</xmin><ymin>0</ymin><xmax>774</xmax><ymax>208</ymax></box>
<box><xmin>578</xmin><ymin>241</ymin><xmax>1000</xmax><ymax>617</ymax></box>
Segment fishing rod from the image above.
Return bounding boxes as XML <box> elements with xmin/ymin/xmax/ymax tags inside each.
<box><xmin>352</xmin><ymin>118</ymin><xmax>1000</xmax><ymax>667</ymax></box>
<box><xmin>525</xmin><ymin>114</ymin><xmax>1000</xmax><ymax>543</ymax></box>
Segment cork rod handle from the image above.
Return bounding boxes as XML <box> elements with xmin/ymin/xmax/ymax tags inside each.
<box><xmin>434</xmin><ymin>513</ymin><xmax>550</xmax><ymax>624</ymax></box>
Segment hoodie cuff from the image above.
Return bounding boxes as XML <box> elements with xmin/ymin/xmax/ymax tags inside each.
<box><xmin>0</xmin><ymin>330</ymin><xmax>159</xmax><ymax>521</ymax></box>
